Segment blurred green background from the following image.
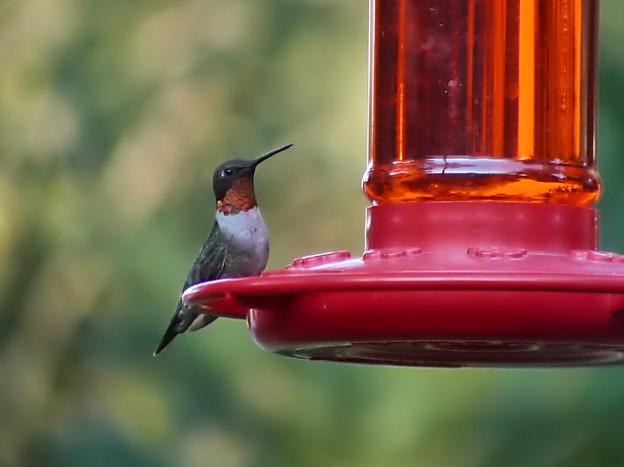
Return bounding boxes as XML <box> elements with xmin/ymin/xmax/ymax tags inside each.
<box><xmin>2</xmin><ymin>1</ymin><xmax>624</xmax><ymax>466</ymax></box>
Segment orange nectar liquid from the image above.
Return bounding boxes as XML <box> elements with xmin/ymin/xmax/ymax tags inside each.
<box><xmin>364</xmin><ymin>0</ymin><xmax>600</xmax><ymax>205</ymax></box>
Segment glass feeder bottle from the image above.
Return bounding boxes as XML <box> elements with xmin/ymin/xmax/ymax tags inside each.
<box><xmin>363</xmin><ymin>0</ymin><xmax>600</xmax><ymax>205</ymax></box>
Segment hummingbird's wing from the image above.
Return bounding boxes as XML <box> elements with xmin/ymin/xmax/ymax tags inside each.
<box><xmin>183</xmin><ymin>221</ymin><xmax>228</xmax><ymax>286</ymax></box>
<box><xmin>154</xmin><ymin>221</ymin><xmax>227</xmax><ymax>355</ymax></box>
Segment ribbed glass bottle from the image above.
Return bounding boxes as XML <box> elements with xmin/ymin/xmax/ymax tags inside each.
<box><xmin>363</xmin><ymin>0</ymin><xmax>600</xmax><ymax>205</ymax></box>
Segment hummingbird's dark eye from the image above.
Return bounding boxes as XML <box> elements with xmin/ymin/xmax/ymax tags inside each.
<box><xmin>223</xmin><ymin>168</ymin><xmax>234</xmax><ymax>177</ymax></box>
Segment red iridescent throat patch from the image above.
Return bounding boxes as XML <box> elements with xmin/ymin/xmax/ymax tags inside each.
<box><xmin>217</xmin><ymin>177</ymin><xmax>257</xmax><ymax>215</ymax></box>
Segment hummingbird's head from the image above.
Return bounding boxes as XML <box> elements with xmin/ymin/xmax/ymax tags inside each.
<box><xmin>213</xmin><ymin>144</ymin><xmax>292</xmax><ymax>214</ymax></box>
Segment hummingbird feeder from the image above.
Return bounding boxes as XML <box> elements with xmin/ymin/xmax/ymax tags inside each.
<box><xmin>185</xmin><ymin>0</ymin><xmax>624</xmax><ymax>367</ymax></box>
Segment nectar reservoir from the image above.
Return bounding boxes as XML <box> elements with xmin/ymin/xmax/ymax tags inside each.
<box><xmin>363</xmin><ymin>0</ymin><xmax>600</xmax><ymax>205</ymax></box>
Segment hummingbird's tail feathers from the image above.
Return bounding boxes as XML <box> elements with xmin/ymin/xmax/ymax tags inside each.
<box><xmin>153</xmin><ymin>327</ymin><xmax>177</xmax><ymax>356</ymax></box>
<box><xmin>153</xmin><ymin>301</ymin><xmax>195</xmax><ymax>356</ymax></box>
<box><xmin>188</xmin><ymin>313</ymin><xmax>218</xmax><ymax>332</ymax></box>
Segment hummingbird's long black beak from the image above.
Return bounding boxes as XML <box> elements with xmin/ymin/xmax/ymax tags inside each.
<box><xmin>251</xmin><ymin>144</ymin><xmax>293</xmax><ymax>168</ymax></box>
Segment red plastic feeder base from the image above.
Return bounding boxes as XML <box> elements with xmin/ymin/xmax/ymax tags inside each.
<box><xmin>184</xmin><ymin>202</ymin><xmax>624</xmax><ymax>368</ymax></box>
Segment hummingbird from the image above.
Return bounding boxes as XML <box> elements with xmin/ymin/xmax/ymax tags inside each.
<box><xmin>154</xmin><ymin>143</ymin><xmax>293</xmax><ymax>355</ymax></box>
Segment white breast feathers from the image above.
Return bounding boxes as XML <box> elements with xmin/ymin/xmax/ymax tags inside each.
<box><xmin>216</xmin><ymin>207</ymin><xmax>269</xmax><ymax>253</ymax></box>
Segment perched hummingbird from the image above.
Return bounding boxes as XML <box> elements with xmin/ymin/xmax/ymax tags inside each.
<box><xmin>154</xmin><ymin>144</ymin><xmax>293</xmax><ymax>355</ymax></box>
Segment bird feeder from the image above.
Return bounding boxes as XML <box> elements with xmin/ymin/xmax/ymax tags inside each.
<box><xmin>185</xmin><ymin>0</ymin><xmax>624</xmax><ymax>367</ymax></box>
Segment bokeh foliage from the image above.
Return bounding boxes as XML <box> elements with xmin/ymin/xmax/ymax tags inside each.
<box><xmin>1</xmin><ymin>1</ymin><xmax>624</xmax><ymax>466</ymax></box>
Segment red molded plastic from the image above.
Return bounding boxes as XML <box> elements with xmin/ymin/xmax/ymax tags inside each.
<box><xmin>184</xmin><ymin>202</ymin><xmax>624</xmax><ymax>368</ymax></box>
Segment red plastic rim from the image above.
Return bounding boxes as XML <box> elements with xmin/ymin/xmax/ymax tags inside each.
<box><xmin>184</xmin><ymin>202</ymin><xmax>624</xmax><ymax>368</ymax></box>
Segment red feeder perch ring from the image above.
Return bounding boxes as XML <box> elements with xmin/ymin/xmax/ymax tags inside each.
<box><xmin>185</xmin><ymin>202</ymin><xmax>624</xmax><ymax>367</ymax></box>
<box><xmin>185</xmin><ymin>0</ymin><xmax>624</xmax><ymax>367</ymax></box>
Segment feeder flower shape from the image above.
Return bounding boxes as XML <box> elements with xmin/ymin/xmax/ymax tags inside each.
<box><xmin>185</xmin><ymin>0</ymin><xmax>624</xmax><ymax>367</ymax></box>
